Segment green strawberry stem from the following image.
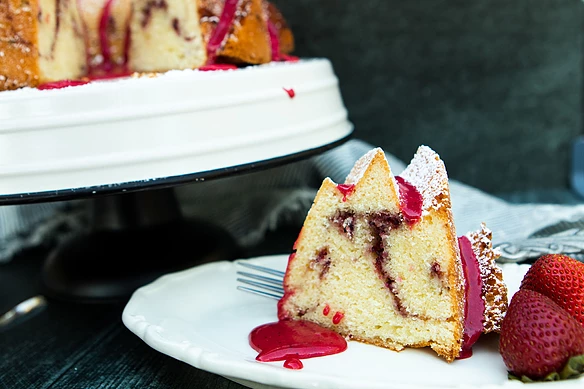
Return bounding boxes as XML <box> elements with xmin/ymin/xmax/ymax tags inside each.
<box><xmin>509</xmin><ymin>354</ymin><xmax>584</xmax><ymax>382</ymax></box>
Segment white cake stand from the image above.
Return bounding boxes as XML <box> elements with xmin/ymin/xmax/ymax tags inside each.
<box><xmin>0</xmin><ymin>59</ymin><xmax>353</xmax><ymax>302</ymax></box>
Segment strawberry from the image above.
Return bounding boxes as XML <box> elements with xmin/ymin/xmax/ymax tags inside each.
<box><xmin>499</xmin><ymin>289</ymin><xmax>584</xmax><ymax>381</ymax></box>
<box><xmin>520</xmin><ymin>254</ymin><xmax>584</xmax><ymax>327</ymax></box>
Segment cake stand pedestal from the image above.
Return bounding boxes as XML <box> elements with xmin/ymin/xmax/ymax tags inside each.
<box><xmin>41</xmin><ymin>188</ymin><xmax>241</xmax><ymax>303</ymax></box>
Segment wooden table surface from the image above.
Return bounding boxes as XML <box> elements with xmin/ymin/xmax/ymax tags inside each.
<box><xmin>0</xmin><ymin>227</ymin><xmax>299</xmax><ymax>389</ymax></box>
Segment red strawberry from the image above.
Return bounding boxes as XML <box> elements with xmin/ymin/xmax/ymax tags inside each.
<box><xmin>520</xmin><ymin>254</ymin><xmax>584</xmax><ymax>327</ymax></box>
<box><xmin>499</xmin><ymin>289</ymin><xmax>584</xmax><ymax>381</ymax></box>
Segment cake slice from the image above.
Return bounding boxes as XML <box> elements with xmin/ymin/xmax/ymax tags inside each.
<box><xmin>128</xmin><ymin>0</ymin><xmax>208</xmax><ymax>72</ymax></box>
<box><xmin>78</xmin><ymin>0</ymin><xmax>132</xmax><ymax>74</ymax></box>
<box><xmin>277</xmin><ymin>146</ymin><xmax>508</xmax><ymax>362</ymax></box>
<box><xmin>129</xmin><ymin>0</ymin><xmax>272</xmax><ymax>72</ymax></box>
<box><xmin>199</xmin><ymin>0</ymin><xmax>271</xmax><ymax>65</ymax></box>
<box><xmin>0</xmin><ymin>0</ymin><xmax>87</xmax><ymax>90</ymax></box>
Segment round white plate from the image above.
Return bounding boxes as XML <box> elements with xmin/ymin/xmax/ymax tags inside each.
<box><xmin>0</xmin><ymin>59</ymin><xmax>352</xmax><ymax>197</ymax></box>
<box><xmin>121</xmin><ymin>254</ymin><xmax>584</xmax><ymax>389</ymax></box>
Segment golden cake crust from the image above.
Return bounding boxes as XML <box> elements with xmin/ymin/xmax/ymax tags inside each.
<box><xmin>199</xmin><ymin>0</ymin><xmax>270</xmax><ymax>65</ymax></box>
<box><xmin>0</xmin><ymin>0</ymin><xmax>41</xmax><ymax>90</ymax></box>
<box><xmin>467</xmin><ymin>223</ymin><xmax>508</xmax><ymax>333</ymax></box>
<box><xmin>263</xmin><ymin>0</ymin><xmax>293</xmax><ymax>55</ymax></box>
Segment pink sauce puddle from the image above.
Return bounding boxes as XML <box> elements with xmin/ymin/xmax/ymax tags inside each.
<box><xmin>457</xmin><ymin>235</ymin><xmax>485</xmax><ymax>359</ymax></box>
<box><xmin>249</xmin><ymin>320</ymin><xmax>347</xmax><ymax>369</ymax></box>
<box><xmin>336</xmin><ymin>184</ymin><xmax>355</xmax><ymax>202</ymax></box>
<box><xmin>394</xmin><ymin>176</ymin><xmax>423</xmax><ymax>225</ymax></box>
<box><xmin>38</xmin><ymin>80</ymin><xmax>90</xmax><ymax>90</ymax></box>
<box><xmin>205</xmin><ymin>0</ymin><xmax>239</xmax><ymax>65</ymax></box>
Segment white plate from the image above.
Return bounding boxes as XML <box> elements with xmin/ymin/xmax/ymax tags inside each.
<box><xmin>122</xmin><ymin>255</ymin><xmax>583</xmax><ymax>389</ymax></box>
<box><xmin>0</xmin><ymin>59</ymin><xmax>351</xmax><ymax>196</ymax></box>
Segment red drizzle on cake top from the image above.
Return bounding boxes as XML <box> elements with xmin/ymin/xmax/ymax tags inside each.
<box><xmin>394</xmin><ymin>176</ymin><xmax>423</xmax><ymax>225</ymax></box>
<box><xmin>205</xmin><ymin>0</ymin><xmax>239</xmax><ymax>65</ymax></box>
<box><xmin>98</xmin><ymin>0</ymin><xmax>116</xmax><ymax>72</ymax></box>
<box><xmin>336</xmin><ymin>184</ymin><xmax>355</xmax><ymax>202</ymax></box>
<box><xmin>249</xmin><ymin>320</ymin><xmax>347</xmax><ymax>369</ymax></box>
<box><xmin>457</xmin><ymin>235</ymin><xmax>485</xmax><ymax>359</ymax></box>
<box><xmin>267</xmin><ymin>21</ymin><xmax>281</xmax><ymax>61</ymax></box>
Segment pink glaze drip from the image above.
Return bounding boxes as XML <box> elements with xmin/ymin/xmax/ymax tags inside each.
<box><xmin>206</xmin><ymin>0</ymin><xmax>239</xmax><ymax>65</ymax></box>
<box><xmin>249</xmin><ymin>320</ymin><xmax>347</xmax><ymax>369</ymax></box>
<box><xmin>98</xmin><ymin>0</ymin><xmax>116</xmax><ymax>72</ymax></box>
<box><xmin>283</xmin><ymin>87</ymin><xmax>295</xmax><ymax>98</ymax></box>
<box><xmin>322</xmin><ymin>304</ymin><xmax>330</xmax><ymax>316</ymax></box>
<box><xmin>457</xmin><ymin>235</ymin><xmax>485</xmax><ymax>359</ymax></box>
<box><xmin>332</xmin><ymin>311</ymin><xmax>344</xmax><ymax>325</ymax></box>
<box><xmin>38</xmin><ymin>80</ymin><xmax>90</xmax><ymax>90</ymax></box>
<box><xmin>283</xmin><ymin>358</ymin><xmax>303</xmax><ymax>369</ymax></box>
<box><xmin>267</xmin><ymin>21</ymin><xmax>281</xmax><ymax>61</ymax></box>
<box><xmin>122</xmin><ymin>23</ymin><xmax>131</xmax><ymax>66</ymax></box>
<box><xmin>394</xmin><ymin>176</ymin><xmax>423</xmax><ymax>225</ymax></box>
<box><xmin>198</xmin><ymin>64</ymin><xmax>238</xmax><ymax>71</ymax></box>
<box><xmin>280</xmin><ymin>54</ymin><xmax>299</xmax><ymax>62</ymax></box>
<box><xmin>336</xmin><ymin>184</ymin><xmax>355</xmax><ymax>202</ymax></box>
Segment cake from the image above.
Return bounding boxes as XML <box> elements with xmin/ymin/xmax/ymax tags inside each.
<box><xmin>277</xmin><ymin>146</ymin><xmax>508</xmax><ymax>362</ymax></box>
<box><xmin>0</xmin><ymin>0</ymin><xmax>295</xmax><ymax>90</ymax></box>
<box><xmin>0</xmin><ymin>0</ymin><xmax>87</xmax><ymax>90</ymax></box>
<box><xmin>78</xmin><ymin>0</ymin><xmax>132</xmax><ymax>73</ymax></box>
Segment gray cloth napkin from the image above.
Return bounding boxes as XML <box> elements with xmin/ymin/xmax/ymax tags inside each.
<box><xmin>1</xmin><ymin>139</ymin><xmax>583</xmax><ymax>263</ymax></box>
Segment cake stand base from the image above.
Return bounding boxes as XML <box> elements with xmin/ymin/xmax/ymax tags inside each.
<box><xmin>41</xmin><ymin>189</ymin><xmax>241</xmax><ymax>303</ymax></box>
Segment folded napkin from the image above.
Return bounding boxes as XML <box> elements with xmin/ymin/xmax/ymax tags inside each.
<box><xmin>1</xmin><ymin>139</ymin><xmax>583</xmax><ymax>263</ymax></box>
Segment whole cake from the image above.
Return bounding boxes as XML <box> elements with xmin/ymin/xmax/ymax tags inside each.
<box><xmin>277</xmin><ymin>146</ymin><xmax>508</xmax><ymax>362</ymax></box>
<box><xmin>0</xmin><ymin>0</ymin><xmax>294</xmax><ymax>90</ymax></box>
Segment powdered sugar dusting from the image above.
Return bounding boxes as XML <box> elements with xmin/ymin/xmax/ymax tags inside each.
<box><xmin>345</xmin><ymin>147</ymin><xmax>384</xmax><ymax>184</ymax></box>
<box><xmin>399</xmin><ymin>145</ymin><xmax>449</xmax><ymax>212</ymax></box>
<box><xmin>466</xmin><ymin>223</ymin><xmax>508</xmax><ymax>333</ymax></box>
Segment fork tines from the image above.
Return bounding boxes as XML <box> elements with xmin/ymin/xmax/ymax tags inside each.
<box><xmin>235</xmin><ymin>261</ymin><xmax>285</xmax><ymax>300</ymax></box>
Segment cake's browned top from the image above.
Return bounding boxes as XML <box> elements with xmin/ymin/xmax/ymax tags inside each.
<box><xmin>199</xmin><ymin>0</ymin><xmax>271</xmax><ymax>65</ymax></box>
<box><xmin>0</xmin><ymin>0</ymin><xmax>41</xmax><ymax>90</ymax></box>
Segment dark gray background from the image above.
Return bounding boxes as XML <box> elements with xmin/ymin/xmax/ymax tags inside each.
<box><xmin>272</xmin><ymin>0</ymin><xmax>583</xmax><ymax>194</ymax></box>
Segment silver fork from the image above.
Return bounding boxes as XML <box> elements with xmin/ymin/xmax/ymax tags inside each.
<box><xmin>235</xmin><ymin>261</ymin><xmax>284</xmax><ymax>300</ymax></box>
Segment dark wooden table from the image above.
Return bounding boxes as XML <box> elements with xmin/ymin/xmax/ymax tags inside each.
<box><xmin>0</xmin><ymin>226</ymin><xmax>299</xmax><ymax>389</ymax></box>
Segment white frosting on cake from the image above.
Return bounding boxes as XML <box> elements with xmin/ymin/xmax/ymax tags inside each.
<box><xmin>0</xmin><ymin>59</ymin><xmax>352</xmax><ymax>196</ymax></box>
<box><xmin>345</xmin><ymin>147</ymin><xmax>383</xmax><ymax>184</ymax></box>
<box><xmin>399</xmin><ymin>145</ymin><xmax>449</xmax><ymax>213</ymax></box>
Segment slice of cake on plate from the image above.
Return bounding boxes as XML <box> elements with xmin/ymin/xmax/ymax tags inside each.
<box><xmin>277</xmin><ymin>146</ymin><xmax>508</xmax><ymax>362</ymax></box>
